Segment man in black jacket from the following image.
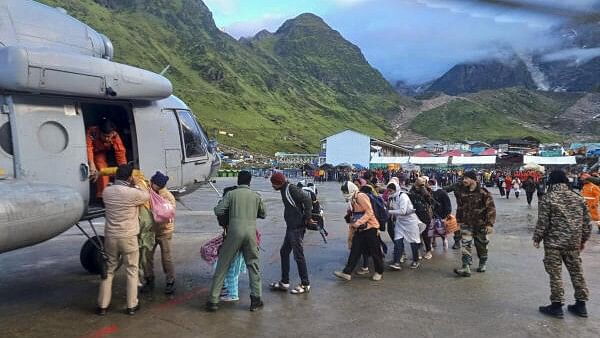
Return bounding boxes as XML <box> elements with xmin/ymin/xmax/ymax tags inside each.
<box><xmin>269</xmin><ymin>172</ymin><xmax>314</xmax><ymax>295</ymax></box>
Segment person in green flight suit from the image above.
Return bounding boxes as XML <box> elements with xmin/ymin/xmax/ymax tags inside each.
<box><xmin>206</xmin><ymin>170</ymin><xmax>266</xmax><ymax>312</ymax></box>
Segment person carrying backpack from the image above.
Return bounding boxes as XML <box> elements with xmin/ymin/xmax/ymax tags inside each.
<box><xmin>356</xmin><ymin>181</ymin><xmax>388</xmax><ymax>274</ymax></box>
<box><xmin>409</xmin><ymin>177</ymin><xmax>435</xmax><ymax>260</ymax></box>
<box><xmin>269</xmin><ymin>172</ymin><xmax>314</xmax><ymax>295</ymax></box>
<box><xmin>334</xmin><ymin>181</ymin><xmax>384</xmax><ymax>281</ymax></box>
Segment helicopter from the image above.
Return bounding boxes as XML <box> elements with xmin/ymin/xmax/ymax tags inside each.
<box><xmin>0</xmin><ymin>0</ymin><xmax>220</xmax><ymax>273</ymax></box>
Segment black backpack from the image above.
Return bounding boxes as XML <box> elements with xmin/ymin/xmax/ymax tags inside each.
<box><xmin>302</xmin><ymin>188</ymin><xmax>321</xmax><ymax>215</ymax></box>
<box><xmin>217</xmin><ymin>186</ymin><xmax>238</xmax><ymax>227</ymax></box>
<box><xmin>286</xmin><ymin>185</ymin><xmax>315</xmax><ymax>229</ymax></box>
<box><xmin>408</xmin><ymin>191</ymin><xmax>433</xmax><ymax>225</ymax></box>
<box><xmin>286</xmin><ymin>186</ymin><xmax>328</xmax><ymax>240</ymax></box>
<box><xmin>367</xmin><ymin>192</ymin><xmax>388</xmax><ymax>232</ymax></box>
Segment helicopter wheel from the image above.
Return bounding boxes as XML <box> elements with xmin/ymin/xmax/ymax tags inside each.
<box><xmin>80</xmin><ymin>235</ymin><xmax>105</xmax><ymax>274</ymax></box>
<box><xmin>80</xmin><ymin>236</ymin><xmax>122</xmax><ymax>275</ymax></box>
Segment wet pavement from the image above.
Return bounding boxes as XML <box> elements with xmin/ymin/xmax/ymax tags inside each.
<box><xmin>1</xmin><ymin>177</ymin><xmax>600</xmax><ymax>338</ymax></box>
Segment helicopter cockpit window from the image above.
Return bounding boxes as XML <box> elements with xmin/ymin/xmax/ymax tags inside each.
<box><xmin>176</xmin><ymin>110</ymin><xmax>207</xmax><ymax>159</ymax></box>
<box><xmin>0</xmin><ymin>122</ymin><xmax>13</xmax><ymax>156</ymax></box>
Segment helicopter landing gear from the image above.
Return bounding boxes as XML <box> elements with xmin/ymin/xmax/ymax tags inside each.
<box><xmin>75</xmin><ymin>208</ymin><xmax>121</xmax><ymax>275</ymax></box>
<box><xmin>80</xmin><ymin>235</ymin><xmax>106</xmax><ymax>274</ymax></box>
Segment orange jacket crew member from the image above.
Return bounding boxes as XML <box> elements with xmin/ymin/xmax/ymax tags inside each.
<box><xmin>581</xmin><ymin>173</ymin><xmax>600</xmax><ymax>230</ymax></box>
<box><xmin>87</xmin><ymin>119</ymin><xmax>127</xmax><ymax>198</ymax></box>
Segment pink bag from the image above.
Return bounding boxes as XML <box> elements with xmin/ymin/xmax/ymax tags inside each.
<box><xmin>200</xmin><ymin>233</ymin><xmax>224</xmax><ymax>264</ymax></box>
<box><xmin>149</xmin><ymin>189</ymin><xmax>175</xmax><ymax>223</ymax></box>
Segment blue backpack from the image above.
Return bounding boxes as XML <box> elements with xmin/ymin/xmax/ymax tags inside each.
<box><xmin>367</xmin><ymin>193</ymin><xmax>388</xmax><ymax>232</ymax></box>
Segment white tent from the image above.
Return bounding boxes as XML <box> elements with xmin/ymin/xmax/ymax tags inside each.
<box><xmin>370</xmin><ymin>156</ymin><xmax>410</xmax><ymax>164</ymax></box>
<box><xmin>451</xmin><ymin>156</ymin><xmax>496</xmax><ymax>165</ymax></box>
<box><xmin>523</xmin><ymin>156</ymin><xmax>576</xmax><ymax>165</ymax></box>
<box><xmin>522</xmin><ymin>163</ymin><xmax>545</xmax><ymax>173</ymax></box>
<box><xmin>409</xmin><ymin>157</ymin><xmax>449</xmax><ymax>165</ymax></box>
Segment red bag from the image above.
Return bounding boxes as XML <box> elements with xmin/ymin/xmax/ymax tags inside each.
<box><xmin>149</xmin><ymin>189</ymin><xmax>175</xmax><ymax>223</ymax></box>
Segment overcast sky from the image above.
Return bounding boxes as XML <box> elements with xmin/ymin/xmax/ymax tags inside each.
<box><xmin>204</xmin><ymin>0</ymin><xmax>600</xmax><ymax>84</ymax></box>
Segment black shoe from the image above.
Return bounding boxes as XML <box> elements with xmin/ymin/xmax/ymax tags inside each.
<box><xmin>249</xmin><ymin>295</ymin><xmax>264</xmax><ymax>312</ymax></box>
<box><xmin>126</xmin><ymin>303</ymin><xmax>140</xmax><ymax>316</ymax></box>
<box><xmin>452</xmin><ymin>242</ymin><xmax>461</xmax><ymax>250</ymax></box>
<box><xmin>165</xmin><ymin>281</ymin><xmax>175</xmax><ymax>295</ymax></box>
<box><xmin>206</xmin><ymin>302</ymin><xmax>219</xmax><ymax>312</ymax></box>
<box><xmin>140</xmin><ymin>278</ymin><xmax>155</xmax><ymax>294</ymax></box>
<box><xmin>567</xmin><ymin>301</ymin><xmax>588</xmax><ymax>318</ymax></box>
<box><xmin>96</xmin><ymin>307</ymin><xmax>107</xmax><ymax>316</ymax></box>
<box><xmin>539</xmin><ymin>302</ymin><xmax>564</xmax><ymax>318</ymax></box>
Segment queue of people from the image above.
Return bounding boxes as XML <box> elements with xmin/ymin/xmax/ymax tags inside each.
<box><xmin>96</xmin><ymin>165</ymin><xmax>596</xmax><ymax>321</ymax></box>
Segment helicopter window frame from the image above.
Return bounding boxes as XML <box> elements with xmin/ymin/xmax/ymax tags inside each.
<box><xmin>174</xmin><ymin>109</ymin><xmax>209</xmax><ymax>162</ymax></box>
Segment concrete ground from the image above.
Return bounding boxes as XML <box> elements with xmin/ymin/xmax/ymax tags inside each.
<box><xmin>1</xmin><ymin>177</ymin><xmax>600</xmax><ymax>338</ymax></box>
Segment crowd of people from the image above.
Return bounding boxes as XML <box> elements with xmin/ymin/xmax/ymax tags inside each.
<box><xmin>95</xmin><ymin>163</ymin><xmax>599</xmax><ymax>321</ymax></box>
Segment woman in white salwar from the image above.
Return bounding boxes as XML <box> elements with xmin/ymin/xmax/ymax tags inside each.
<box><xmin>386</xmin><ymin>181</ymin><xmax>422</xmax><ymax>270</ymax></box>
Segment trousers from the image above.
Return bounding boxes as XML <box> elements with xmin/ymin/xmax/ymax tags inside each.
<box><xmin>208</xmin><ymin>228</ymin><xmax>261</xmax><ymax>303</ymax></box>
<box><xmin>280</xmin><ymin>228</ymin><xmax>309</xmax><ymax>285</ymax></box>
<box><xmin>343</xmin><ymin>228</ymin><xmax>384</xmax><ymax>275</ymax></box>
<box><xmin>98</xmin><ymin>236</ymin><xmax>139</xmax><ymax>308</ymax></box>
<box><xmin>93</xmin><ymin>153</ymin><xmax>110</xmax><ymax>199</ymax></box>
<box><xmin>421</xmin><ymin>228</ymin><xmax>432</xmax><ymax>252</ymax></box>
<box><xmin>526</xmin><ymin>191</ymin><xmax>534</xmax><ymax>205</ymax></box>
<box><xmin>543</xmin><ymin>248</ymin><xmax>589</xmax><ymax>303</ymax></box>
<box><xmin>393</xmin><ymin>239</ymin><xmax>419</xmax><ymax>263</ymax></box>
<box><xmin>460</xmin><ymin>225</ymin><xmax>488</xmax><ymax>266</ymax></box>
<box><xmin>144</xmin><ymin>234</ymin><xmax>175</xmax><ymax>283</ymax></box>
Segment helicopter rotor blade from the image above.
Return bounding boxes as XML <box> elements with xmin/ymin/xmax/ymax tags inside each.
<box><xmin>447</xmin><ymin>0</ymin><xmax>600</xmax><ymax>22</ymax></box>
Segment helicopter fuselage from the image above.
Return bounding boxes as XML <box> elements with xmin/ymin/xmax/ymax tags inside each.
<box><xmin>0</xmin><ymin>0</ymin><xmax>220</xmax><ymax>254</ymax></box>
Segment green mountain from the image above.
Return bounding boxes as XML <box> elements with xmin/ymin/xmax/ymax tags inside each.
<box><xmin>38</xmin><ymin>0</ymin><xmax>409</xmax><ymax>154</ymax></box>
<box><xmin>409</xmin><ymin>87</ymin><xmax>588</xmax><ymax>142</ymax></box>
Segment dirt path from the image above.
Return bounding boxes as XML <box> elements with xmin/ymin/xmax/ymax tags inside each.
<box><xmin>392</xmin><ymin>94</ymin><xmax>463</xmax><ymax>144</ymax></box>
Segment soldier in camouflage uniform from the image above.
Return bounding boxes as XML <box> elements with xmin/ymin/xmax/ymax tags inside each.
<box><xmin>533</xmin><ymin>170</ymin><xmax>592</xmax><ymax>318</ymax></box>
<box><xmin>453</xmin><ymin>171</ymin><xmax>496</xmax><ymax>277</ymax></box>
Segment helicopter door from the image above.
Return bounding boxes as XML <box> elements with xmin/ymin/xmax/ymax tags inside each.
<box><xmin>9</xmin><ymin>95</ymin><xmax>89</xmax><ymax>203</ymax></box>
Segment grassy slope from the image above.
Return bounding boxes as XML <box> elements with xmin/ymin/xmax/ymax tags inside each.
<box><xmin>38</xmin><ymin>0</ymin><xmax>403</xmax><ymax>154</ymax></box>
<box><xmin>410</xmin><ymin>88</ymin><xmax>583</xmax><ymax>142</ymax></box>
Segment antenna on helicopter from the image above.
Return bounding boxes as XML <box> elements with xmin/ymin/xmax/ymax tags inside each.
<box><xmin>160</xmin><ymin>64</ymin><xmax>171</xmax><ymax>76</ymax></box>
